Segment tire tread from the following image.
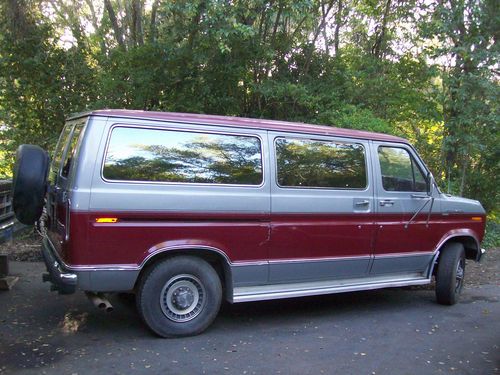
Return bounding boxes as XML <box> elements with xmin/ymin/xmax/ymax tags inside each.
<box><xmin>136</xmin><ymin>256</ymin><xmax>222</xmax><ymax>338</ymax></box>
<box><xmin>435</xmin><ymin>242</ymin><xmax>465</xmax><ymax>305</ymax></box>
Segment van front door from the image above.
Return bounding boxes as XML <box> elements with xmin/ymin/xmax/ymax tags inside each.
<box><xmin>371</xmin><ymin>143</ymin><xmax>435</xmax><ymax>276</ymax></box>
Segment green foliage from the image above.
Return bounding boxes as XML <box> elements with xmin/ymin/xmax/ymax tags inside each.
<box><xmin>317</xmin><ymin>105</ymin><xmax>394</xmax><ymax>135</ymax></box>
<box><xmin>95</xmin><ymin>45</ymin><xmax>168</xmax><ymax>110</ymax></box>
<box><xmin>483</xmin><ymin>221</ymin><xmax>500</xmax><ymax>250</ymax></box>
<box><xmin>0</xmin><ymin>0</ymin><xmax>497</xmax><ymax>218</ymax></box>
<box><xmin>422</xmin><ymin>0</ymin><xmax>499</xmax><ymax>212</ymax></box>
<box><xmin>0</xmin><ymin>0</ymin><xmax>95</xmax><ymax>174</ymax></box>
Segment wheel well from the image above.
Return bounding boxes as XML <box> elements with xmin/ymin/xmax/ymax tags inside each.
<box><xmin>447</xmin><ymin>236</ymin><xmax>479</xmax><ymax>260</ymax></box>
<box><xmin>433</xmin><ymin>236</ymin><xmax>478</xmax><ymax>275</ymax></box>
<box><xmin>134</xmin><ymin>249</ymin><xmax>231</xmax><ymax>297</ymax></box>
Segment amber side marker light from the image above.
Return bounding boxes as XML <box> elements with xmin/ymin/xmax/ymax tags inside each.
<box><xmin>471</xmin><ymin>217</ymin><xmax>483</xmax><ymax>222</ymax></box>
<box><xmin>95</xmin><ymin>218</ymin><xmax>119</xmax><ymax>223</ymax></box>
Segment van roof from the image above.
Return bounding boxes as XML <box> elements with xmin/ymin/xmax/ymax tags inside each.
<box><xmin>73</xmin><ymin>109</ymin><xmax>408</xmax><ymax>143</ymax></box>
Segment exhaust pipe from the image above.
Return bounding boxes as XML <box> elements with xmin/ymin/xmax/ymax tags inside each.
<box><xmin>86</xmin><ymin>292</ymin><xmax>114</xmax><ymax>312</ymax></box>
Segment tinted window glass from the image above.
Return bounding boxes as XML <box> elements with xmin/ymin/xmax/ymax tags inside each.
<box><xmin>61</xmin><ymin>124</ymin><xmax>85</xmax><ymax>178</ymax></box>
<box><xmin>49</xmin><ymin>124</ymin><xmax>73</xmax><ymax>183</ymax></box>
<box><xmin>276</xmin><ymin>138</ymin><xmax>367</xmax><ymax>189</ymax></box>
<box><xmin>103</xmin><ymin>127</ymin><xmax>263</xmax><ymax>185</ymax></box>
<box><xmin>378</xmin><ymin>147</ymin><xmax>426</xmax><ymax>192</ymax></box>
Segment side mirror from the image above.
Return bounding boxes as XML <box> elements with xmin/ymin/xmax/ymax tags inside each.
<box><xmin>426</xmin><ymin>171</ymin><xmax>432</xmax><ymax>196</ymax></box>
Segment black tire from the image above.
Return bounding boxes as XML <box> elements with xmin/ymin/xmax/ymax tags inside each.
<box><xmin>435</xmin><ymin>242</ymin><xmax>465</xmax><ymax>305</ymax></box>
<box><xmin>12</xmin><ymin>144</ymin><xmax>50</xmax><ymax>225</ymax></box>
<box><xmin>136</xmin><ymin>256</ymin><xmax>222</xmax><ymax>338</ymax></box>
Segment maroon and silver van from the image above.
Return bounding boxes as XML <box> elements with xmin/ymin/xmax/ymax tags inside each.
<box><xmin>12</xmin><ymin>110</ymin><xmax>486</xmax><ymax>337</ymax></box>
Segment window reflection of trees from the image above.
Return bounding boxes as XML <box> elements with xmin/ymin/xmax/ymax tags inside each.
<box><xmin>104</xmin><ymin>130</ymin><xmax>263</xmax><ymax>185</ymax></box>
<box><xmin>276</xmin><ymin>139</ymin><xmax>366</xmax><ymax>189</ymax></box>
<box><xmin>379</xmin><ymin>148</ymin><xmax>413</xmax><ymax>180</ymax></box>
<box><xmin>378</xmin><ymin>147</ymin><xmax>426</xmax><ymax>192</ymax></box>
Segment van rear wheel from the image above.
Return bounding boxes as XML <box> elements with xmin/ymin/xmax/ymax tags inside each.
<box><xmin>435</xmin><ymin>243</ymin><xmax>465</xmax><ymax>305</ymax></box>
<box><xmin>136</xmin><ymin>256</ymin><xmax>222</xmax><ymax>337</ymax></box>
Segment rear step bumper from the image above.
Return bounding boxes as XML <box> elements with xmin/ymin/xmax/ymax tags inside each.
<box><xmin>41</xmin><ymin>237</ymin><xmax>77</xmax><ymax>294</ymax></box>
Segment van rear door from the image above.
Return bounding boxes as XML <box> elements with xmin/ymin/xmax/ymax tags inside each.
<box><xmin>47</xmin><ymin>119</ymin><xmax>86</xmax><ymax>259</ymax></box>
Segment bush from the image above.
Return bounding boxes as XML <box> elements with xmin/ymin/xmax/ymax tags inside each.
<box><xmin>483</xmin><ymin>221</ymin><xmax>500</xmax><ymax>249</ymax></box>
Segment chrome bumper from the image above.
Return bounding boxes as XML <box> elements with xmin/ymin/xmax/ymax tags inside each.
<box><xmin>0</xmin><ymin>219</ymin><xmax>15</xmax><ymax>231</ymax></box>
<box><xmin>477</xmin><ymin>248</ymin><xmax>486</xmax><ymax>262</ymax></box>
<box><xmin>0</xmin><ymin>219</ymin><xmax>15</xmax><ymax>243</ymax></box>
<box><xmin>41</xmin><ymin>237</ymin><xmax>77</xmax><ymax>294</ymax></box>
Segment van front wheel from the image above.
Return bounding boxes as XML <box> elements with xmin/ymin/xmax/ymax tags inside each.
<box><xmin>435</xmin><ymin>243</ymin><xmax>465</xmax><ymax>305</ymax></box>
<box><xmin>136</xmin><ymin>256</ymin><xmax>222</xmax><ymax>337</ymax></box>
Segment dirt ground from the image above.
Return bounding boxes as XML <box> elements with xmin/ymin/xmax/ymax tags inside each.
<box><xmin>1</xmin><ymin>231</ymin><xmax>43</xmax><ymax>263</ymax></box>
<box><xmin>1</xmin><ymin>230</ymin><xmax>498</xmax><ymax>287</ymax></box>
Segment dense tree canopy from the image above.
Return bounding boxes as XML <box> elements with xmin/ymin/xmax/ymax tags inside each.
<box><xmin>0</xmin><ymin>0</ymin><xmax>498</xmax><ymax>215</ymax></box>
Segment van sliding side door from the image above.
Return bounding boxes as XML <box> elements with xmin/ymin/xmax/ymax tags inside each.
<box><xmin>268</xmin><ymin>132</ymin><xmax>375</xmax><ymax>284</ymax></box>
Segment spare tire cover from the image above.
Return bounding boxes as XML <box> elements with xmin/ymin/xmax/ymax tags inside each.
<box><xmin>12</xmin><ymin>144</ymin><xmax>50</xmax><ymax>225</ymax></box>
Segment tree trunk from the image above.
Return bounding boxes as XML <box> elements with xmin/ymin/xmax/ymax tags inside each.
<box><xmin>187</xmin><ymin>1</ymin><xmax>206</xmax><ymax>51</ymax></box>
<box><xmin>7</xmin><ymin>0</ymin><xmax>35</xmax><ymax>40</ymax></box>
<box><xmin>333</xmin><ymin>0</ymin><xmax>343</xmax><ymax>56</ymax></box>
<box><xmin>132</xmin><ymin>0</ymin><xmax>143</xmax><ymax>46</ymax></box>
<box><xmin>371</xmin><ymin>0</ymin><xmax>392</xmax><ymax>58</ymax></box>
<box><xmin>49</xmin><ymin>0</ymin><xmax>86</xmax><ymax>49</ymax></box>
<box><xmin>265</xmin><ymin>5</ymin><xmax>283</xmax><ymax>77</ymax></box>
<box><xmin>149</xmin><ymin>0</ymin><xmax>160</xmax><ymax>43</ymax></box>
<box><xmin>270</xmin><ymin>5</ymin><xmax>282</xmax><ymax>46</ymax></box>
<box><xmin>104</xmin><ymin>0</ymin><xmax>126</xmax><ymax>50</ymax></box>
<box><xmin>441</xmin><ymin>0</ymin><xmax>475</xmax><ymax>191</ymax></box>
<box><xmin>85</xmin><ymin>0</ymin><xmax>107</xmax><ymax>54</ymax></box>
<box><xmin>459</xmin><ymin>155</ymin><xmax>467</xmax><ymax>196</ymax></box>
<box><xmin>321</xmin><ymin>1</ymin><xmax>330</xmax><ymax>55</ymax></box>
<box><xmin>302</xmin><ymin>0</ymin><xmax>335</xmax><ymax>78</ymax></box>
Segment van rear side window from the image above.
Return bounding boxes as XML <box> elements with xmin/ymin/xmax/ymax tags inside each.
<box><xmin>61</xmin><ymin>123</ymin><xmax>85</xmax><ymax>178</ymax></box>
<box><xmin>49</xmin><ymin>124</ymin><xmax>72</xmax><ymax>183</ymax></box>
<box><xmin>103</xmin><ymin>127</ymin><xmax>263</xmax><ymax>185</ymax></box>
<box><xmin>275</xmin><ymin>137</ymin><xmax>367</xmax><ymax>189</ymax></box>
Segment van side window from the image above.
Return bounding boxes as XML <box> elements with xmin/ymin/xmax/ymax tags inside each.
<box><xmin>61</xmin><ymin>124</ymin><xmax>85</xmax><ymax>178</ymax></box>
<box><xmin>378</xmin><ymin>146</ymin><xmax>426</xmax><ymax>192</ymax></box>
<box><xmin>275</xmin><ymin>138</ymin><xmax>367</xmax><ymax>189</ymax></box>
<box><xmin>103</xmin><ymin>127</ymin><xmax>263</xmax><ymax>185</ymax></box>
<box><xmin>49</xmin><ymin>124</ymin><xmax>72</xmax><ymax>183</ymax></box>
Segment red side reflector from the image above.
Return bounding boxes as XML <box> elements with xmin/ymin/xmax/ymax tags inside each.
<box><xmin>95</xmin><ymin>218</ymin><xmax>118</xmax><ymax>223</ymax></box>
<box><xmin>471</xmin><ymin>217</ymin><xmax>482</xmax><ymax>222</ymax></box>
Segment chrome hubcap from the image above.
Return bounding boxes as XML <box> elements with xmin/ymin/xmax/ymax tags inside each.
<box><xmin>160</xmin><ymin>274</ymin><xmax>205</xmax><ymax>322</ymax></box>
<box><xmin>455</xmin><ymin>259</ymin><xmax>465</xmax><ymax>293</ymax></box>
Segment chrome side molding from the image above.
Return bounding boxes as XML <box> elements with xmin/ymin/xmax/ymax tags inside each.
<box><xmin>232</xmin><ymin>273</ymin><xmax>430</xmax><ymax>303</ymax></box>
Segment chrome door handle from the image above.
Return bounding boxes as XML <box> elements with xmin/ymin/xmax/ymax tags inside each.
<box><xmin>355</xmin><ymin>200</ymin><xmax>370</xmax><ymax>206</ymax></box>
<box><xmin>379</xmin><ymin>199</ymin><xmax>394</xmax><ymax>207</ymax></box>
<box><xmin>411</xmin><ymin>194</ymin><xmax>429</xmax><ymax>199</ymax></box>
